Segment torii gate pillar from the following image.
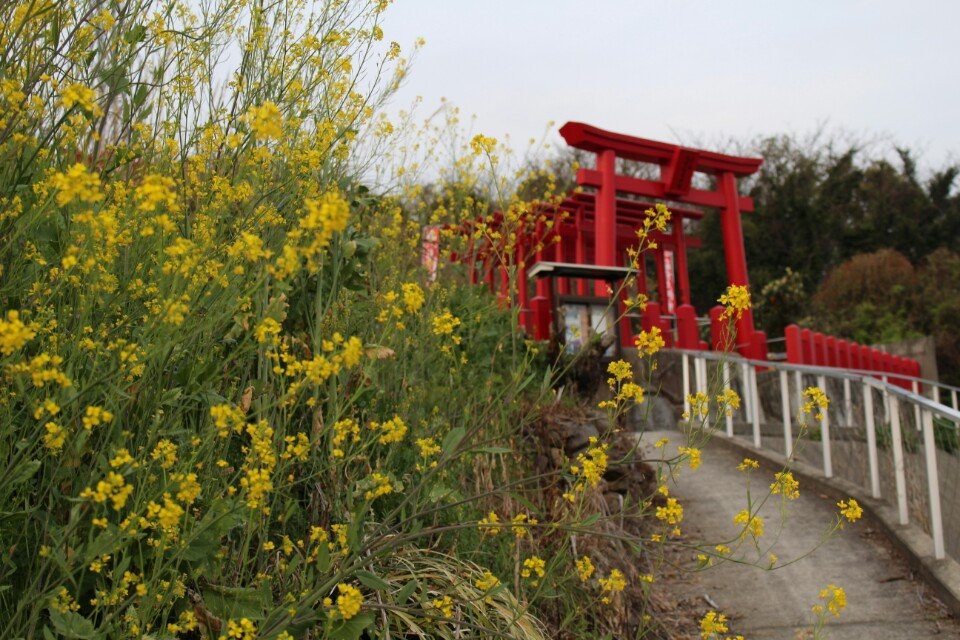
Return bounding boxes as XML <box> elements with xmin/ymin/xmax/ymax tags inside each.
<box><xmin>719</xmin><ymin>171</ymin><xmax>757</xmax><ymax>354</ymax></box>
<box><xmin>595</xmin><ymin>148</ymin><xmax>617</xmax><ymax>295</ymax></box>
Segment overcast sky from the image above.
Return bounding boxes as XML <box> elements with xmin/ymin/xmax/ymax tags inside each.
<box><xmin>381</xmin><ymin>1</ymin><xmax>960</xmax><ymax>170</ymax></box>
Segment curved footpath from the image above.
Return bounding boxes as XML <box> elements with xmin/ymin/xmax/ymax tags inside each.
<box><xmin>642</xmin><ymin>429</ymin><xmax>960</xmax><ymax>639</ymax></box>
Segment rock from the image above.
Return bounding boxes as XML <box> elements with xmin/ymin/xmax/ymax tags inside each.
<box><xmin>563</xmin><ymin>422</ymin><xmax>599</xmax><ymax>454</ymax></box>
<box><xmin>627</xmin><ymin>395</ymin><xmax>677</xmax><ymax>432</ymax></box>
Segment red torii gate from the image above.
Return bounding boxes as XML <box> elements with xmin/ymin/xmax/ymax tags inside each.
<box><xmin>440</xmin><ymin>122</ymin><xmax>919</xmax><ymax>379</ymax></box>
<box><xmin>522</xmin><ymin>122</ymin><xmax>766</xmax><ymax>358</ymax></box>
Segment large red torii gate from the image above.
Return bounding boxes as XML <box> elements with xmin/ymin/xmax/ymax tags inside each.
<box><xmin>436</xmin><ymin>122</ymin><xmax>921</xmax><ymax>383</ymax></box>
<box><xmin>441</xmin><ymin>122</ymin><xmax>767</xmax><ymax>358</ymax></box>
<box><xmin>557</xmin><ymin>121</ymin><xmax>764</xmax><ymax>357</ymax></box>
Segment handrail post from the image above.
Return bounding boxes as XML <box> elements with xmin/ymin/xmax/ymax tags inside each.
<box><xmin>779</xmin><ymin>370</ymin><xmax>793</xmax><ymax>457</ymax></box>
<box><xmin>890</xmin><ymin>397</ymin><xmax>909</xmax><ymax>525</ymax></box>
<box><xmin>863</xmin><ymin>382</ymin><xmax>881</xmax><ymax>499</ymax></box>
<box><xmin>750</xmin><ymin>365</ymin><xmax>762</xmax><ymax>448</ymax></box>
<box><xmin>921</xmin><ymin>409</ymin><xmax>945</xmax><ymax>560</ymax></box>
<box><xmin>741</xmin><ymin>362</ymin><xmax>753</xmax><ymax>424</ymax></box>
<box><xmin>843</xmin><ymin>378</ymin><xmax>853</xmax><ymax>427</ymax></box>
<box><xmin>952</xmin><ymin>389</ymin><xmax>958</xmax><ymax>412</ymax></box>
<box><xmin>682</xmin><ymin>353</ymin><xmax>691</xmax><ymax>419</ymax></box>
<box><xmin>912</xmin><ymin>380</ymin><xmax>922</xmax><ymax>431</ymax></box>
<box><xmin>722</xmin><ymin>361</ymin><xmax>734</xmax><ymax>437</ymax></box>
<box><xmin>817</xmin><ymin>374</ymin><xmax>832</xmax><ymax>478</ymax></box>
<box><xmin>693</xmin><ymin>355</ymin><xmax>702</xmax><ymax>397</ymax></box>
<box><xmin>882</xmin><ymin>375</ymin><xmax>890</xmax><ymax>424</ymax></box>
<box><xmin>697</xmin><ymin>357</ymin><xmax>709</xmax><ymax>418</ymax></box>
<box><xmin>794</xmin><ymin>370</ymin><xmax>803</xmax><ymax>418</ymax></box>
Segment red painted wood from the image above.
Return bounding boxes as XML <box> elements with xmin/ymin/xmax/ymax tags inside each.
<box><xmin>577</xmin><ymin>169</ymin><xmax>756</xmax><ymax>212</ymax></box>
<box><xmin>560</xmin><ymin>122</ymin><xmax>763</xmax><ymax>176</ymax></box>
<box><xmin>785</xmin><ymin>324</ymin><xmax>803</xmax><ymax>364</ymax></box>
<box><xmin>837</xmin><ymin>339</ymin><xmax>850</xmax><ymax>368</ymax></box>
<box><xmin>826</xmin><ymin>336</ymin><xmax>838</xmax><ymax>367</ymax></box>
<box><xmin>676</xmin><ymin>304</ymin><xmax>699</xmax><ymax>349</ymax></box>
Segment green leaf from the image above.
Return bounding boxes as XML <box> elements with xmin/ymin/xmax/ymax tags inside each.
<box><xmin>394</xmin><ymin>580</ymin><xmax>417</xmax><ymax>604</ymax></box>
<box><xmin>328</xmin><ymin>612</ymin><xmax>374</xmax><ymax>640</ymax></box>
<box><xmin>183</xmin><ymin>501</ymin><xmax>243</xmax><ymax>564</ymax></box>
<box><xmin>355</xmin><ymin>570</ymin><xmax>389</xmax><ymax>592</ymax></box>
<box><xmin>47</xmin><ymin>609</ymin><xmax>95</xmax><ymax>639</ymax></box>
<box><xmin>8</xmin><ymin>460</ymin><xmax>41</xmax><ymax>487</ymax></box>
<box><xmin>313</xmin><ymin>537</ymin><xmax>330</xmax><ymax>573</ymax></box>
<box><xmin>474</xmin><ymin>446</ymin><xmax>511</xmax><ymax>454</ymax></box>
<box><xmin>580</xmin><ymin>513</ymin><xmax>601</xmax><ymax>527</ymax></box>
<box><xmin>441</xmin><ymin>427</ymin><xmax>466</xmax><ymax>458</ymax></box>
<box><xmin>201</xmin><ymin>584</ymin><xmax>271</xmax><ymax>621</ymax></box>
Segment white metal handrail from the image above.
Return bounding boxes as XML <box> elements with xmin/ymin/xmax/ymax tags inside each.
<box><xmin>671</xmin><ymin>348</ymin><xmax>959</xmax><ymax>561</ymax></box>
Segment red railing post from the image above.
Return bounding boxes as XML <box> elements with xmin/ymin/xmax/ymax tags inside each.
<box><xmin>801</xmin><ymin>328</ymin><xmax>813</xmax><ymax>364</ymax></box>
<box><xmin>848</xmin><ymin>342</ymin><xmax>860</xmax><ymax>370</ymax></box>
<box><xmin>813</xmin><ymin>332</ymin><xmax>826</xmax><ymax>366</ymax></box>
<box><xmin>751</xmin><ymin>330</ymin><xmax>769</xmax><ymax>362</ymax></box>
<box><xmin>826</xmin><ymin>336</ymin><xmax>838</xmax><ymax>367</ymax></box>
<box><xmin>785</xmin><ymin>324</ymin><xmax>803</xmax><ymax>364</ymax></box>
<box><xmin>676</xmin><ymin>304</ymin><xmax>699</xmax><ymax>349</ymax></box>
<box><xmin>860</xmin><ymin>345</ymin><xmax>874</xmax><ymax>374</ymax></box>
<box><xmin>837</xmin><ymin>339</ymin><xmax>849</xmax><ymax>368</ymax></box>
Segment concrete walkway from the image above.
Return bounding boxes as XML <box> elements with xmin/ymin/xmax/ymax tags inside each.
<box><xmin>644</xmin><ymin>429</ymin><xmax>960</xmax><ymax>639</ymax></box>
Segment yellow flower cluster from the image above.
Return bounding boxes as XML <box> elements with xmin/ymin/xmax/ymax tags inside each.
<box><xmin>576</xmin><ymin>556</ymin><xmax>595</xmax><ymax>582</ymax></box>
<box><xmin>564</xmin><ymin>437</ymin><xmax>609</xmax><ymax>501</ymax></box>
<box><xmin>245</xmin><ymin>102</ymin><xmax>284</xmax><ymax>141</ymax></box>
<box><xmin>718</xmin><ymin>284</ymin><xmax>752</xmax><ymax>320</ymax></box>
<box><xmin>813</xmin><ymin>584</ymin><xmax>847</xmax><ymax>618</ymax></box>
<box><xmin>634</xmin><ymin>326</ymin><xmax>665</xmax><ymax>356</ymax></box>
<box><xmin>838</xmin><ymin>498</ymin><xmax>862</xmax><ymax>525</ymax></box>
<box><xmin>431</xmin><ymin>595</ymin><xmax>454</xmax><ymax>619</ymax></box>
<box><xmin>521</xmin><ymin>555</ymin><xmax>546</xmax><ymax>585</ymax></box>
<box><xmin>699</xmin><ymin>611</ymin><xmax>728</xmax><ymax>638</ymax></box>
<box><xmin>598</xmin><ymin>568</ymin><xmax>626</xmax><ymax>605</ymax></box>
<box><xmin>372</xmin><ymin>415</ymin><xmax>407</xmax><ymax>444</ymax></box>
<box><xmin>475</xmin><ymin>571</ymin><xmax>500</xmax><ymax>602</ymax></box>
<box><xmin>511</xmin><ymin>512</ymin><xmax>537</xmax><ymax>538</ymax></box>
<box><xmin>770</xmin><ymin>471</ymin><xmax>800</xmax><ymax>500</ymax></box>
<box><xmin>716</xmin><ymin>387</ymin><xmax>741</xmax><ymax>416</ymax></box>
<box><xmin>802</xmin><ymin>387</ymin><xmax>830</xmax><ymax>421</ymax></box>
<box><xmin>402</xmin><ymin>282</ymin><xmax>426</xmax><ymax>313</ymax></box>
<box><xmin>60</xmin><ymin>83</ymin><xmax>101</xmax><ymax>116</ymax></box>
<box><xmin>734</xmin><ymin>509</ymin><xmax>764</xmax><ymax>539</ymax></box>
<box><xmin>683</xmin><ymin>391</ymin><xmax>710</xmax><ymax>421</ymax></box>
<box><xmin>677</xmin><ymin>446</ymin><xmax>702</xmax><ymax>470</ymax></box>
<box><xmin>42</xmin><ymin>422</ymin><xmax>66</xmax><ymax>453</ymax></box>
<box><xmin>224</xmin><ymin>617</ymin><xmax>258</xmax><ymax>639</ymax></box>
<box><xmin>336</xmin><ymin>584</ymin><xmax>363</xmax><ymax>620</ymax></box>
<box><xmin>415</xmin><ymin>436</ymin><xmax>441</xmax><ymax>470</ymax></box>
<box><xmin>431</xmin><ymin>309</ymin><xmax>462</xmax><ymax>353</ymax></box>
<box><xmin>655</xmin><ymin>497</ymin><xmax>684</xmax><ymax>525</ymax></box>
<box><xmin>0</xmin><ymin>311</ymin><xmax>35</xmax><ymax>355</ymax></box>
<box><xmin>478</xmin><ymin>511</ymin><xmax>501</xmax><ymax>536</ymax></box>
<box><xmin>80</xmin><ymin>472</ymin><xmax>134</xmax><ymax>511</ymax></box>
<box><xmin>331</xmin><ymin>418</ymin><xmax>360</xmax><ymax>457</ymax></box>
<box><xmin>49</xmin><ymin>163</ymin><xmax>103</xmax><ymax>206</ymax></box>
<box><xmin>363</xmin><ymin>472</ymin><xmax>394</xmax><ymax>501</ymax></box>
<box><xmin>211</xmin><ymin>403</ymin><xmax>246</xmax><ymax>438</ymax></box>
<box><xmin>82</xmin><ymin>406</ymin><xmax>113</xmax><ymax>430</ymax></box>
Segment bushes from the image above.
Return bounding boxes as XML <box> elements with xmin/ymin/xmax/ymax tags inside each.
<box><xmin>810</xmin><ymin>248</ymin><xmax>960</xmax><ymax>383</ymax></box>
<box><xmin>0</xmin><ymin>1</ymin><xmax>566</xmax><ymax>636</ymax></box>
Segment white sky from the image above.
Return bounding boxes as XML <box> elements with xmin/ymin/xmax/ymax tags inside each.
<box><xmin>382</xmin><ymin>0</ymin><xmax>960</xmax><ymax>170</ymax></box>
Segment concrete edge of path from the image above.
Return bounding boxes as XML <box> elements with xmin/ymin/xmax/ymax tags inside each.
<box><xmin>706</xmin><ymin>432</ymin><xmax>960</xmax><ymax>619</ymax></box>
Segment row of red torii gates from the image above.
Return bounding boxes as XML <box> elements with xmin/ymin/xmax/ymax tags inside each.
<box><xmin>428</xmin><ymin>122</ymin><xmax>921</xmax><ymax>387</ymax></box>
